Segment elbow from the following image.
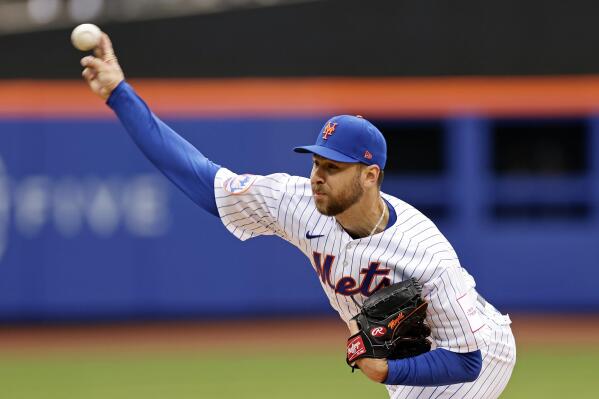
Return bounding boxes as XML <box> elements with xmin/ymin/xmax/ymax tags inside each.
<box><xmin>462</xmin><ymin>350</ymin><xmax>483</xmax><ymax>382</ymax></box>
<box><xmin>464</xmin><ymin>368</ymin><xmax>481</xmax><ymax>383</ymax></box>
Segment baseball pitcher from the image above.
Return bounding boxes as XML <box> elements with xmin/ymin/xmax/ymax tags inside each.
<box><xmin>79</xmin><ymin>33</ymin><xmax>516</xmax><ymax>398</ymax></box>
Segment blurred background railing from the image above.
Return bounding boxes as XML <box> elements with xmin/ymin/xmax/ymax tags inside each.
<box><xmin>0</xmin><ymin>0</ymin><xmax>314</xmax><ymax>34</ymax></box>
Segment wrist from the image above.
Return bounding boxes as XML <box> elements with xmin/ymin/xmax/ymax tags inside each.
<box><xmin>101</xmin><ymin>77</ymin><xmax>125</xmax><ymax>100</ymax></box>
<box><xmin>355</xmin><ymin>358</ymin><xmax>388</xmax><ymax>383</ymax></box>
<box><xmin>105</xmin><ymin>79</ymin><xmax>127</xmax><ymax>105</ymax></box>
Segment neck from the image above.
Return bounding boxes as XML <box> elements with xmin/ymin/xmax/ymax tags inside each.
<box><xmin>336</xmin><ymin>191</ymin><xmax>388</xmax><ymax>238</ymax></box>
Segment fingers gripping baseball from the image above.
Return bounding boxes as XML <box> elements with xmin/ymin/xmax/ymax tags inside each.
<box><xmin>94</xmin><ymin>33</ymin><xmax>118</xmax><ymax>63</ymax></box>
<box><xmin>80</xmin><ymin>33</ymin><xmax>124</xmax><ymax>100</ymax></box>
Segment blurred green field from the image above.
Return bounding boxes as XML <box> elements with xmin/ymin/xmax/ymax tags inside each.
<box><xmin>1</xmin><ymin>346</ymin><xmax>598</xmax><ymax>399</ymax></box>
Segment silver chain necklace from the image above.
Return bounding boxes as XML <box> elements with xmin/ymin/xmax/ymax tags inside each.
<box><xmin>368</xmin><ymin>199</ymin><xmax>387</xmax><ymax>236</ymax></box>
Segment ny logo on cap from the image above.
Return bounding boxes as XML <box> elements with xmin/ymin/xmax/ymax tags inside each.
<box><xmin>322</xmin><ymin>122</ymin><xmax>338</xmax><ymax>140</ymax></box>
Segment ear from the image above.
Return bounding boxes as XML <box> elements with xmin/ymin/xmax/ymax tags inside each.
<box><xmin>362</xmin><ymin>165</ymin><xmax>380</xmax><ymax>188</ymax></box>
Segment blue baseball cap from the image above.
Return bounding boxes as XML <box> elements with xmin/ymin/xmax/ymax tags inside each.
<box><xmin>293</xmin><ymin>115</ymin><xmax>387</xmax><ymax>169</ymax></box>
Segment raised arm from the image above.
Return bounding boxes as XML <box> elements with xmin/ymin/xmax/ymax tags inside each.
<box><xmin>80</xmin><ymin>33</ymin><xmax>220</xmax><ymax>216</ymax></box>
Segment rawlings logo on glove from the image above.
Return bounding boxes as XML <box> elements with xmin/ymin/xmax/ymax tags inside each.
<box><xmin>346</xmin><ymin>278</ymin><xmax>432</xmax><ymax>369</ymax></box>
<box><xmin>370</xmin><ymin>327</ymin><xmax>387</xmax><ymax>337</ymax></box>
<box><xmin>347</xmin><ymin>336</ymin><xmax>367</xmax><ymax>362</ymax></box>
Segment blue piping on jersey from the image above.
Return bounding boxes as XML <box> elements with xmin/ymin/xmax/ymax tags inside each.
<box><xmin>382</xmin><ymin>197</ymin><xmax>397</xmax><ymax>229</ymax></box>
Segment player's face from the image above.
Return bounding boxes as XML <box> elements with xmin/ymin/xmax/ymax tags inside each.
<box><xmin>310</xmin><ymin>155</ymin><xmax>364</xmax><ymax>216</ymax></box>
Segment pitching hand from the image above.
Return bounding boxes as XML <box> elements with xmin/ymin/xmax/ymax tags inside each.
<box><xmin>80</xmin><ymin>33</ymin><xmax>124</xmax><ymax>100</ymax></box>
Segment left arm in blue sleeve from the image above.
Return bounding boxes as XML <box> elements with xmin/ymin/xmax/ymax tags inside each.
<box><xmin>384</xmin><ymin>348</ymin><xmax>482</xmax><ymax>386</ymax></box>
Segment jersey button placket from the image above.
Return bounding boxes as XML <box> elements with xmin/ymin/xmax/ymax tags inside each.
<box><xmin>344</xmin><ymin>242</ymin><xmax>353</xmax><ymax>266</ymax></box>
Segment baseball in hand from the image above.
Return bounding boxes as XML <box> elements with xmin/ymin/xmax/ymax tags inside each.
<box><xmin>71</xmin><ymin>23</ymin><xmax>102</xmax><ymax>51</ymax></box>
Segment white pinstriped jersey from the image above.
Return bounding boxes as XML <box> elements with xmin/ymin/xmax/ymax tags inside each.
<box><xmin>214</xmin><ymin>168</ymin><xmax>516</xmax><ymax>398</ymax></box>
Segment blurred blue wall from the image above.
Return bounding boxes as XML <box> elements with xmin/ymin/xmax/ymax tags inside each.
<box><xmin>0</xmin><ymin>116</ymin><xmax>597</xmax><ymax>321</ymax></box>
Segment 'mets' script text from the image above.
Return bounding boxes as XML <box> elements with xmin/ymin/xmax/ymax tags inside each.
<box><xmin>312</xmin><ymin>251</ymin><xmax>391</xmax><ymax>296</ymax></box>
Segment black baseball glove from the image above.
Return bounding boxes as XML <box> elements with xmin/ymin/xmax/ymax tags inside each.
<box><xmin>346</xmin><ymin>278</ymin><xmax>431</xmax><ymax>369</ymax></box>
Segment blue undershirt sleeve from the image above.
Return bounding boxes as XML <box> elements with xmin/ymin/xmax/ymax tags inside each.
<box><xmin>106</xmin><ymin>81</ymin><xmax>221</xmax><ymax>217</ymax></box>
<box><xmin>385</xmin><ymin>348</ymin><xmax>482</xmax><ymax>387</ymax></box>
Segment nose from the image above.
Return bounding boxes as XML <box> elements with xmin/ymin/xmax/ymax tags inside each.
<box><xmin>311</xmin><ymin>166</ymin><xmax>325</xmax><ymax>185</ymax></box>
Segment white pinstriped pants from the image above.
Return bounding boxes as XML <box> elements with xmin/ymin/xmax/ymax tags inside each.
<box><xmin>386</xmin><ymin>311</ymin><xmax>516</xmax><ymax>399</ymax></box>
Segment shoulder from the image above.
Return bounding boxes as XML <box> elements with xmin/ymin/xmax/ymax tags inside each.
<box><xmin>381</xmin><ymin>192</ymin><xmax>461</xmax><ymax>284</ymax></box>
<box><xmin>214</xmin><ymin>168</ymin><xmax>312</xmax><ymax>199</ymax></box>
<box><xmin>381</xmin><ymin>192</ymin><xmax>435</xmax><ymax>231</ymax></box>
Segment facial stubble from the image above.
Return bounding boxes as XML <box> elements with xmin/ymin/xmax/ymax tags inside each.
<box><xmin>314</xmin><ymin>171</ymin><xmax>364</xmax><ymax>216</ymax></box>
